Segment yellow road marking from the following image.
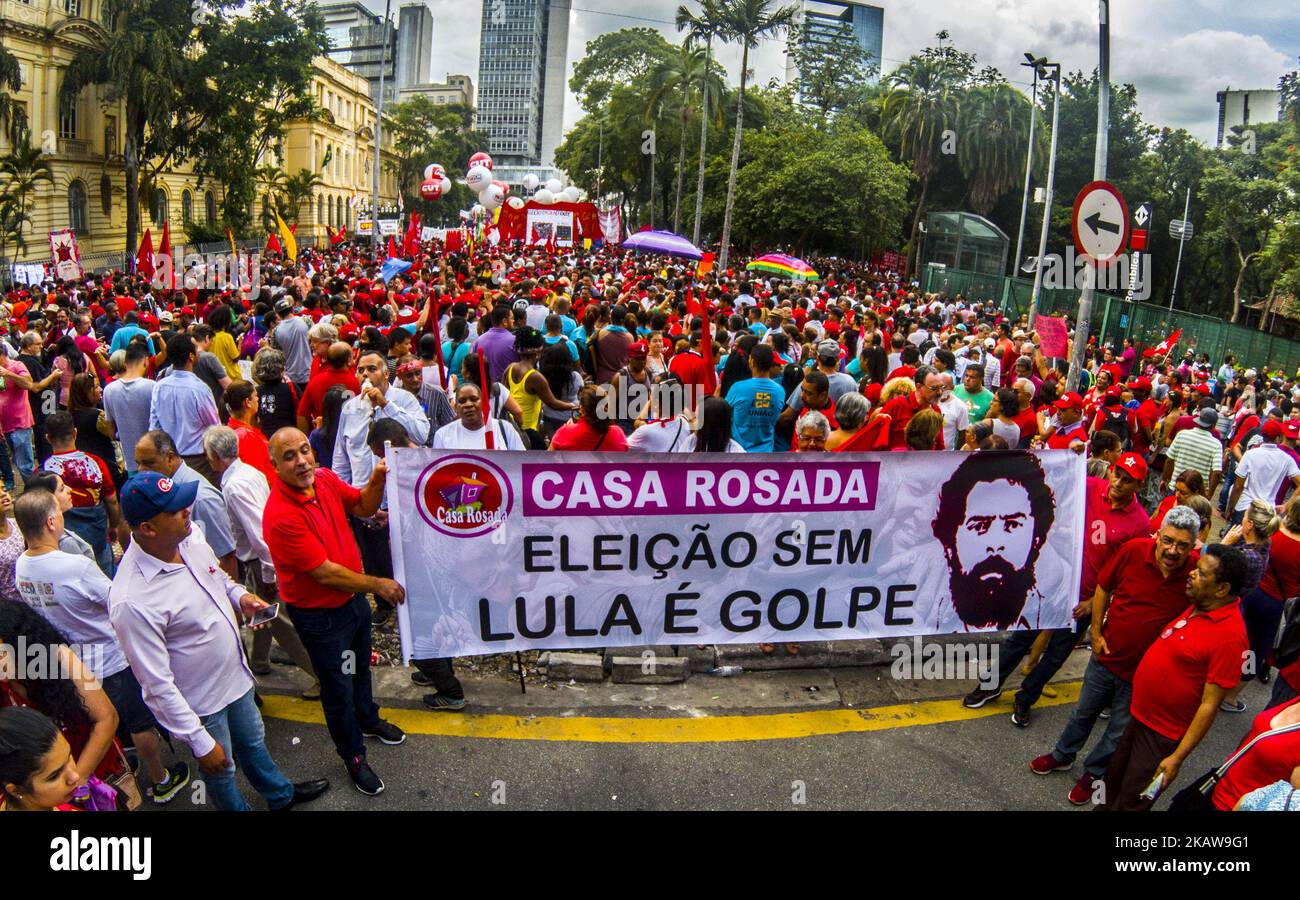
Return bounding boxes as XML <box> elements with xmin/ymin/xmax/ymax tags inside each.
<box><xmin>261</xmin><ymin>681</ymin><xmax>1083</xmax><ymax>744</ymax></box>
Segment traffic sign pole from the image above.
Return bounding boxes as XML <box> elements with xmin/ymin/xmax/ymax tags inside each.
<box><xmin>1026</xmin><ymin>63</ymin><xmax>1061</xmax><ymax>331</ymax></box>
<box><xmin>1169</xmin><ymin>184</ymin><xmax>1192</xmax><ymax>314</ymax></box>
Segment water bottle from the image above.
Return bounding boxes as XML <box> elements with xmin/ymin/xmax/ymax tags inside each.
<box><xmin>707</xmin><ymin>665</ymin><xmax>743</xmax><ymax>677</ymax></box>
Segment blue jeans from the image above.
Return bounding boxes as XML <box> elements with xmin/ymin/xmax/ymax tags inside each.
<box><xmin>199</xmin><ymin>688</ymin><xmax>295</xmax><ymax>811</ymax></box>
<box><xmin>1218</xmin><ymin>457</ymin><xmax>1237</xmax><ymax>512</ymax></box>
<box><xmin>286</xmin><ymin>593</ymin><xmax>381</xmax><ymax>762</ymax></box>
<box><xmin>1051</xmin><ymin>656</ymin><xmax>1134</xmax><ymax>778</ymax></box>
<box><xmin>993</xmin><ymin>626</ymin><xmax>1082</xmax><ymax>706</ymax></box>
<box><xmin>5</xmin><ymin>428</ymin><xmax>33</xmax><ymax>484</ymax></box>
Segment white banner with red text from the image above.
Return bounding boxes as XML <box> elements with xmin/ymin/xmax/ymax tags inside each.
<box><xmin>388</xmin><ymin>449</ymin><xmax>1087</xmax><ymax>660</ymax></box>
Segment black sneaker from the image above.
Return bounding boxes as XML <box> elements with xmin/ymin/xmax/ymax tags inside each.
<box><xmin>149</xmin><ymin>762</ymin><xmax>191</xmax><ymax>805</ymax></box>
<box><xmin>410</xmin><ymin>670</ymin><xmax>435</xmax><ymax>687</ymax></box>
<box><xmin>423</xmin><ymin>693</ymin><xmax>467</xmax><ymax>712</ymax></box>
<box><xmin>371</xmin><ymin>604</ymin><xmax>394</xmax><ymax>627</ymax></box>
<box><xmin>346</xmin><ymin>755</ymin><xmax>384</xmax><ymax>796</ymax></box>
<box><xmin>1011</xmin><ymin>695</ymin><xmax>1032</xmax><ymax>728</ymax></box>
<box><xmin>962</xmin><ymin>686</ymin><xmax>1002</xmax><ymax>709</ymax></box>
<box><xmin>362</xmin><ymin>719</ymin><xmax>407</xmax><ymax>745</ymax></box>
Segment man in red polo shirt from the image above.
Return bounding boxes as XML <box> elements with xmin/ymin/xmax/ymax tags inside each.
<box><xmin>296</xmin><ymin>341</ymin><xmax>360</xmax><ymax>433</ymax></box>
<box><xmin>1030</xmin><ymin>502</ymin><xmax>1201</xmax><ymax>805</ymax></box>
<box><xmin>1100</xmin><ymin>543</ymin><xmax>1249</xmax><ymax>811</ymax></box>
<box><xmin>263</xmin><ymin>427</ymin><xmax>406</xmax><ymax>797</ymax></box>
<box><xmin>1044</xmin><ymin>392</ymin><xmax>1088</xmax><ymax>450</ymax></box>
<box><xmin>882</xmin><ymin>365</ymin><xmax>942</xmax><ymax>449</ymax></box>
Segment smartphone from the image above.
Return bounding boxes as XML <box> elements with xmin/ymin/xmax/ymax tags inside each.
<box><xmin>249</xmin><ymin>603</ymin><xmax>279</xmax><ymax>628</ymax></box>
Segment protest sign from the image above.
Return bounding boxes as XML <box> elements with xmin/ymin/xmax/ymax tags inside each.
<box><xmin>390</xmin><ymin>449</ymin><xmax>1086</xmax><ymax>660</ymax></box>
<box><xmin>1037</xmin><ymin>316</ymin><xmax>1069</xmax><ymax>358</ymax></box>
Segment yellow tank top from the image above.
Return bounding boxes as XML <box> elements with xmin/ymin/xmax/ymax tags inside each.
<box><xmin>507</xmin><ymin>364</ymin><xmax>542</xmax><ymax>432</ymax></box>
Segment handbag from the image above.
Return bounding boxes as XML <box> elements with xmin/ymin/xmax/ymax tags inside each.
<box><xmin>1275</xmin><ymin>596</ymin><xmax>1300</xmax><ymax>669</ymax></box>
<box><xmin>1169</xmin><ymin>721</ymin><xmax>1300</xmax><ymax>811</ymax></box>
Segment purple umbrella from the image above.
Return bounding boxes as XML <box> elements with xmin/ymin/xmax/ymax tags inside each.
<box><xmin>622</xmin><ymin>230</ymin><xmax>704</xmax><ymax>260</ymax></box>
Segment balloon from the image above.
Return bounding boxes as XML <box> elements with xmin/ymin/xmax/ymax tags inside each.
<box><xmin>532</xmin><ymin>188</ymin><xmax>556</xmax><ymax>205</ymax></box>
<box><xmin>468</xmin><ymin>151</ymin><xmax>494</xmax><ymax>172</ymax></box>
<box><xmin>506</xmin><ymin>196</ymin><xmax>525</xmax><ymax>210</ymax></box>
<box><xmin>522</xmin><ymin>173</ymin><xmax>540</xmax><ymax>192</ymax></box>
<box><xmin>561</xmin><ymin>186</ymin><xmax>581</xmax><ymax>203</ymax></box>
<box><xmin>491</xmin><ymin>179</ymin><xmax>510</xmax><ymax>198</ymax></box>
<box><xmin>423</xmin><ymin>163</ymin><xmax>436</xmax><ymax>180</ymax></box>
<box><xmin>465</xmin><ymin>166</ymin><xmax>492</xmax><ymax>192</ymax></box>
<box><xmin>419</xmin><ymin>178</ymin><xmax>444</xmax><ymax>200</ymax></box>
<box><xmin>480</xmin><ymin>183</ymin><xmax>506</xmax><ymax>210</ymax></box>
<box><xmin>545</xmin><ymin>178</ymin><xmax>563</xmax><ymax>195</ymax></box>
<box><xmin>471</xmin><ymin>203</ymin><xmax>486</xmax><ymax>217</ymax></box>
<box><xmin>439</xmin><ymin>176</ymin><xmax>452</xmax><ymax>194</ymax></box>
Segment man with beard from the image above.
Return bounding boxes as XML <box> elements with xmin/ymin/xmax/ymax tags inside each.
<box><xmin>1029</xmin><ymin>504</ymin><xmax>1201</xmax><ymax>806</ymax></box>
<box><xmin>930</xmin><ymin>452</ymin><xmax>1056</xmax><ymax>632</ymax></box>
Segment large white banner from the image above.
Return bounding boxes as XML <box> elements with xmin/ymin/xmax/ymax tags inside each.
<box><xmin>389</xmin><ymin>450</ymin><xmax>1087</xmax><ymax>661</ymax></box>
<box><xmin>525</xmin><ymin>208</ymin><xmax>574</xmax><ymax>247</ymax></box>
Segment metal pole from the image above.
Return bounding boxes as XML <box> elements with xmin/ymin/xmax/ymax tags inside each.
<box><xmin>1067</xmin><ymin>0</ymin><xmax>1109</xmax><ymax>393</ymax></box>
<box><xmin>1168</xmin><ymin>184</ymin><xmax>1190</xmax><ymax>313</ymax></box>
<box><xmin>370</xmin><ymin>0</ymin><xmax>392</xmax><ymax>254</ymax></box>
<box><xmin>596</xmin><ymin>115</ymin><xmax>604</xmax><ymax>199</ymax></box>
<box><xmin>1027</xmin><ymin>65</ymin><xmax>1060</xmax><ymax>332</ymax></box>
<box><xmin>1013</xmin><ymin>68</ymin><xmax>1039</xmax><ymax>276</ymax></box>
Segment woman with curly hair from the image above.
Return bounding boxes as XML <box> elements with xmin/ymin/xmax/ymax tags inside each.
<box><xmin>252</xmin><ymin>348</ymin><xmax>300</xmax><ymax>439</ymax></box>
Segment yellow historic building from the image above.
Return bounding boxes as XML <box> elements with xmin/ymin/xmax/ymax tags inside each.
<box><xmin>0</xmin><ymin>0</ymin><xmax>397</xmax><ymax>266</ymax></box>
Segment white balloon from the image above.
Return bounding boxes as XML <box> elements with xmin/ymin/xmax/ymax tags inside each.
<box><xmin>439</xmin><ymin>176</ymin><xmax>452</xmax><ymax>194</ymax></box>
<box><xmin>465</xmin><ymin>166</ymin><xmax>492</xmax><ymax>192</ymax></box>
<box><xmin>423</xmin><ymin>163</ymin><xmax>436</xmax><ymax>180</ymax></box>
<box><xmin>532</xmin><ymin>188</ymin><xmax>556</xmax><ymax>205</ymax></box>
<box><xmin>561</xmin><ymin>186</ymin><xmax>581</xmax><ymax>203</ymax></box>
<box><xmin>522</xmin><ymin>173</ymin><xmax>540</xmax><ymax>192</ymax></box>
<box><xmin>480</xmin><ymin>183</ymin><xmax>506</xmax><ymax>210</ymax></box>
<box><xmin>506</xmin><ymin>195</ymin><xmax>526</xmax><ymax>210</ymax></box>
<box><xmin>471</xmin><ymin>203</ymin><xmax>486</xmax><ymax>216</ymax></box>
<box><xmin>544</xmin><ymin>178</ymin><xmax>563</xmax><ymax>195</ymax></box>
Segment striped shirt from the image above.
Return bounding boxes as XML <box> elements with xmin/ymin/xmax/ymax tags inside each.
<box><xmin>1166</xmin><ymin>425</ymin><xmax>1223</xmax><ymax>485</ymax></box>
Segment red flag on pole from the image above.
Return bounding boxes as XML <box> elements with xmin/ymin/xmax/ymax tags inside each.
<box><xmin>1143</xmin><ymin>328</ymin><xmax>1183</xmax><ymax>358</ymax></box>
<box><xmin>265</xmin><ymin>230</ymin><xmax>281</xmax><ymax>256</ymax></box>
<box><xmin>699</xmin><ymin>300</ymin><xmax>716</xmax><ymax>396</ymax></box>
<box><xmin>159</xmin><ymin>219</ymin><xmax>174</xmax><ymax>291</ymax></box>
<box><xmin>684</xmin><ymin>287</ymin><xmax>701</xmax><ymax>316</ymax></box>
<box><xmin>387</xmin><ymin>235</ymin><xmax>400</xmax><ymax>259</ymax></box>
<box><xmin>136</xmin><ymin>228</ymin><xmax>155</xmax><ymax>278</ymax></box>
<box><xmin>404</xmin><ymin>213</ymin><xmax>422</xmax><ymax>258</ymax></box>
<box><xmin>478</xmin><ymin>351</ymin><xmax>495</xmax><ymax>450</ymax></box>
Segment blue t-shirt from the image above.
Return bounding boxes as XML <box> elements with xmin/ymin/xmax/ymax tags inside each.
<box><xmin>559</xmin><ymin>315</ymin><xmax>577</xmax><ymax>338</ymax></box>
<box><xmin>726</xmin><ymin>377</ymin><xmax>786</xmax><ymax>452</ymax></box>
<box><xmin>442</xmin><ymin>339</ymin><xmax>472</xmax><ymax>379</ymax></box>
<box><xmin>543</xmin><ymin>334</ymin><xmax>580</xmax><ymax>362</ymax></box>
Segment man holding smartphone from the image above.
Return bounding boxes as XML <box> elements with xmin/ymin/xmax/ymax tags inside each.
<box><xmin>109</xmin><ymin>471</ymin><xmax>330</xmax><ymax>811</ymax></box>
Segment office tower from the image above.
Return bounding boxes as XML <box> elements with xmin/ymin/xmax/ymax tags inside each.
<box><xmin>785</xmin><ymin>0</ymin><xmax>884</xmax><ymax>102</ymax></box>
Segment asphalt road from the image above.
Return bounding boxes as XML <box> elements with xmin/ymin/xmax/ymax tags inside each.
<box><xmin>151</xmin><ymin>677</ymin><xmax>1276</xmax><ymax>812</ymax></box>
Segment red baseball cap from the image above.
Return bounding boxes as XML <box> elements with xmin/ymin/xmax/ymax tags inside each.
<box><xmin>1285</xmin><ymin>421</ymin><xmax>1300</xmax><ymax>440</ymax></box>
<box><xmin>626</xmin><ymin>341</ymin><xmax>648</xmax><ymax>358</ymax></box>
<box><xmin>1127</xmin><ymin>376</ymin><xmax>1152</xmax><ymax>391</ymax></box>
<box><xmin>1103</xmin><ymin>386</ymin><xmax>1124</xmax><ymax>402</ymax></box>
<box><xmin>1053</xmin><ymin>391</ymin><xmax>1084</xmax><ymax>411</ymax></box>
<box><xmin>1194</xmin><ymin>383</ymin><xmax>1211</xmax><ymax>396</ymax></box>
<box><xmin>1262</xmin><ymin>419</ymin><xmax>1285</xmax><ymax>440</ymax></box>
<box><xmin>1114</xmin><ymin>452</ymin><xmax>1148</xmax><ymax>481</ymax></box>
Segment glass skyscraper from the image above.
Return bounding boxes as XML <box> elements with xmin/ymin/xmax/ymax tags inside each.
<box><xmin>786</xmin><ymin>0</ymin><xmax>885</xmax><ymax>101</ymax></box>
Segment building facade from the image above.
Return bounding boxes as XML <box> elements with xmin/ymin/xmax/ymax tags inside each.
<box><xmin>476</xmin><ymin>0</ymin><xmax>568</xmax><ymax>168</ymax></box>
<box><xmin>321</xmin><ymin>1</ymin><xmax>434</xmax><ymax>107</ymax></box>
<box><xmin>1216</xmin><ymin>88</ymin><xmax>1282</xmax><ymax>148</ymax></box>
<box><xmin>0</xmin><ymin>0</ymin><xmax>395</xmax><ymax>265</ymax></box>
<box><xmin>785</xmin><ymin>0</ymin><xmax>884</xmax><ymax>99</ymax></box>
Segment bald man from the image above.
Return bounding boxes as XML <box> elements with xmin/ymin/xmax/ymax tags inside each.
<box><xmin>261</xmin><ymin>428</ymin><xmax>406</xmax><ymax>796</ymax></box>
<box><xmin>297</xmin><ymin>341</ymin><xmax>361</xmax><ymax>433</ymax></box>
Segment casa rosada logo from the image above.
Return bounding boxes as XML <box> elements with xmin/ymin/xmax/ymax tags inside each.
<box><xmin>414</xmin><ymin>454</ymin><xmax>513</xmax><ymax>538</ymax></box>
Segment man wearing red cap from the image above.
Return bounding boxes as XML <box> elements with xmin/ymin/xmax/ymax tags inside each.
<box><xmin>1044</xmin><ymin>392</ymin><xmax>1088</xmax><ymax>450</ymax></box>
<box><xmin>1126</xmin><ymin>376</ymin><xmax>1160</xmax><ymax>458</ymax></box>
<box><xmin>1226</xmin><ymin>417</ymin><xmax>1300</xmax><ymax>526</ymax></box>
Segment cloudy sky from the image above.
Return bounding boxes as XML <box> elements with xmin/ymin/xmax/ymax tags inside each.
<box><xmin>384</xmin><ymin>0</ymin><xmax>1298</xmax><ymax>145</ymax></box>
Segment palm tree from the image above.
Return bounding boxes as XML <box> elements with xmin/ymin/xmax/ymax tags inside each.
<box><xmin>0</xmin><ymin>192</ymin><xmax>33</xmax><ymax>263</ymax></box>
<box><xmin>0</xmin><ymin>45</ymin><xmax>26</xmax><ymax>145</ymax></box>
<box><xmin>881</xmin><ymin>57</ymin><xmax>962</xmax><ymax>275</ymax></box>
<box><xmin>61</xmin><ymin>0</ymin><xmax>189</xmax><ymax>263</ymax></box>
<box><xmin>648</xmin><ymin>45</ymin><xmax>725</xmax><ymax>234</ymax></box>
<box><xmin>0</xmin><ymin>143</ymin><xmax>54</xmax><ymax>246</ymax></box>
<box><xmin>282</xmin><ymin>168</ymin><xmax>324</xmax><ymax>225</ymax></box>
<box><xmin>676</xmin><ymin>0</ymin><xmax>728</xmax><ymax>245</ymax></box>
<box><xmin>958</xmin><ymin>82</ymin><xmax>1034</xmax><ymax>216</ymax></box>
<box><xmin>715</xmin><ymin>0</ymin><xmax>798</xmax><ymax>269</ymax></box>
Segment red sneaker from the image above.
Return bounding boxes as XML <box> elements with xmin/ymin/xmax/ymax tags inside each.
<box><xmin>1068</xmin><ymin>773</ymin><xmax>1100</xmax><ymax>806</ymax></box>
<box><xmin>1029</xmin><ymin>753</ymin><xmax>1070</xmax><ymax>775</ymax></box>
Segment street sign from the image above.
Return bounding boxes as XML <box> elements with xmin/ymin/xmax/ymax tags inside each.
<box><xmin>1130</xmin><ymin>202</ymin><xmax>1152</xmax><ymax>251</ymax></box>
<box><xmin>1169</xmin><ymin>219</ymin><xmax>1194</xmax><ymax>239</ymax></box>
<box><xmin>1072</xmin><ymin>181</ymin><xmax>1130</xmax><ymax>263</ymax></box>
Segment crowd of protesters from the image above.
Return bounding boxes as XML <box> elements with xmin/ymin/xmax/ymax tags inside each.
<box><xmin>0</xmin><ymin>234</ymin><xmax>1297</xmax><ymax>812</ymax></box>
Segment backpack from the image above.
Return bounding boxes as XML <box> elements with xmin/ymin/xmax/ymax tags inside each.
<box><xmin>1275</xmin><ymin>597</ymin><xmax>1300</xmax><ymax>670</ymax></box>
<box><xmin>1099</xmin><ymin>406</ymin><xmax>1131</xmax><ymax>449</ymax></box>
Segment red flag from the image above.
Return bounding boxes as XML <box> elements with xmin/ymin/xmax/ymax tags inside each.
<box><xmin>265</xmin><ymin>230</ymin><xmax>282</xmax><ymax>256</ymax></box>
<box><xmin>387</xmin><ymin>235</ymin><xmax>400</xmax><ymax>259</ymax></box>
<box><xmin>699</xmin><ymin>300</ymin><xmax>716</xmax><ymax>396</ymax></box>
<box><xmin>136</xmin><ymin>228</ymin><xmax>155</xmax><ymax>278</ymax></box>
<box><xmin>404</xmin><ymin>213</ymin><xmax>422</xmax><ymax>258</ymax></box>
<box><xmin>478</xmin><ymin>351</ymin><xmax>494</xmax><ymax>450</ymax></box>
<box><xmin>1143</xmin><ymin>328</ymin><xmax>1183</xmax><ymax>358</ymax></box>
<box><xmin>159</xmin><ymin>219</ymin><xmax>174</xmax><ymax>290</ymax></box>
<box><xmin>684</xmin><ymin>287</ymin><xmax>701</xmax><ymax>316</ymax></box>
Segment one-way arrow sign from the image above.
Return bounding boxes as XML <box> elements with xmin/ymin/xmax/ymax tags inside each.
<box><xmin>1072</xmin><ymin>181</ymin><xmax>1130</xmax><ymax>264</ymax></box>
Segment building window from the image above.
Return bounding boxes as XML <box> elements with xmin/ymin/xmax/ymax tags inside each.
<box><xmin>327</xmin><ymin>196</ymin><xmax>334</xmax><ymax>228</ymax></box>
<box><xmin>100</xmin><ymin>174</ymin><xmax>111</xmax><ymax>216</ymax></box>
<box><xmin>205</xmin><ymin>190</ymin><xmax>216</xmax><ymax>224</ymax></box>
<box><xmin>336</xmin><ymin>197</ymin><xmax>343</xmax><ymax>229</ymax></box>
<box><xmin>100</xmin><ymin>0</ymin><xmax>113</xmax><ymax>26</ymax></box>
<box><xmin>152</xmin><ymin>188</ymin><xmax>168</xmax><ymax>225</ymax></box>
<box><xmin>68</xmin><ymin>180</ymin><xmax>88</xmax><ymax>233</ymax></box>
<box><xmin>58</xmin><ymin>97</ymin><xmax>77</xmax><ymax>140</ymax></box>
<box><xmin>65</xmin><ymin>0</ymin><xmax>81</xmax><ymax>16</ymax></box>
<box><xmin>181</xmin><ymin>189</ymin><xmax>193</xmax><ymax>224</ymax></box>
<box><xmin>317</xmin><ymin>196</ymin><xmax>324</xmax><ymax>224</ymax></box>
<box><xmin>103</xmin><ymin>114</ymin><xmax>116</xmax><ymax>157</ymax></box>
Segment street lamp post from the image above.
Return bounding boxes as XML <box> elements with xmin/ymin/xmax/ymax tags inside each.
<box><xmin>370</xmin><ymin>0</ymin><xmax>392</xmax><ymax>254</ymax></box>
<box><xmin>1012</xmin><ymin>55</ymin><xmax>1042</xmax><ymax>277</ymax></box>
<box><xmin>1066</xmin><ymin>0</ymin><xmax>1110</xmax><ymax>393</ymax></box>
<box><xmin>1168</xmin><ymin>184</ymin><xmax>1191</xmax><ymax>313</ymax></box>
<box><xmin>1027</xmin><ymin>60</ymin><xmax>1061</xmax><ymax>331</ymax></box>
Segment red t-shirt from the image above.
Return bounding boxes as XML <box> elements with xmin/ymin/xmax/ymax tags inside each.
<box><xmin>298</xmin><ymin>368</ymin><xmax>362</xmax><ymax>422</ymax></box>
<box><xmin>882</xmin><ymin>392</ymin><xmax>940</xmax><ymax>450</ymax></box>
<box><xmin>668</xmin><ymin>351</ymin><xmax>710</xmax><ymax>411</ymax></box>
<box><xmin>1130</xmin><ymin>398</ymin><xmax>1160</xmax><ymax>456</ymax></box>
<box><xmin>44</xmin><ymin>450</ymin><xmax>115</xmax><ymax>508</ymax></box>
<box><xmin>230</xmin><ymin>417</ymin><xmax>274</xmax><ymax>480</ymax></box>
<box><xmin>790</xmin><ymin>399</ymin><xmax>838</xmax><ymax>450</ymax></box>
<box><xmin>1013</xmin><ymin>407</ymin><xmax>1039</xmax><ymax>443</ymax></box>
<box><xmin>1212</xmin><ymin>696</ymin><xmax>1300</xmax><ymax>810</ymax></box>
<box><xmin>263</xmin><ymin>467</ymin><xmax>364</xmax><ymax>609</ymax></box>
<box><xmin>1081</xmin><ymin>477</ymin><xmax>1155</xmax><ymax>604</ymax></box>
<box><xmin>1130</xmin><ymin>601</ymin><xmax>1248</xmax><ymax>741</ymax></box>
<box><xmin>1095</xmin><ymin>537</ymin><xmax>1200</xmax><ymax>681</ymax></box>
<box><xmin>1045</xmin><ymin>421</ymin><xmax>1087</xmax><ymax>449</ymax></box>
<box><xmin>550</xmin><ymin>420</ymin><xmax>628</xmax><ymax>452</ymax></box>
<box><xmin>1260</xmin><ymin>530</ymin><xmax>1300</xmax><ymax>601</ymax></box>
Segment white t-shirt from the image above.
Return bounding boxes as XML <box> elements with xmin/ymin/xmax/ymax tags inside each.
<box><xmin>15</xmin><ymin>549</ymin><xmax>129</xmax><ymax>681</ymax></box>
<box><xmin>626</xmin><ymin>416</ymin><xmax>693</xmax><ymax>452</ymax></box>
<box><xmin>937</xmin><ymin>394</ymin><xmax>971</xmax><ymax>451</ymax></box>
<box><xmin>1234</xmin><ymin>443</ymin><xmax>1300</xmax><ymax>511</ymax></box>
<box><xmin>432</xmin><ymin>417</ymin><xmax>526</xmax><ymax>450</ymax></box>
